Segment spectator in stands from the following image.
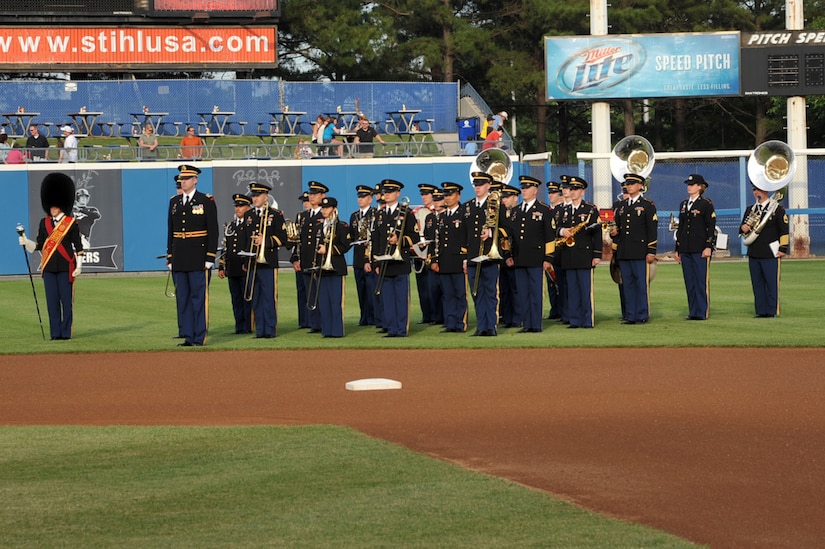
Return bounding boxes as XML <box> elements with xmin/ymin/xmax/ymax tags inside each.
<box><xmin>179</xmin><ymin>126</ymin><xmax>204</xmax><ymax>160</ymax></box>
<box><xmin>321</xmin><ymin>116</ymin><xmax>344</xmax><ymax>157</ymax></box>
<box><xmin>138</xmin><ymin>124</ymin><xmax>159</xmax><ymax>161</ymax></box>
<box><xmin>482</xmin><ymin>125</ymin><xmax>502</xmax><ymax>151</ymax></box>
<box><xmin>26</xmin><ymin>124</ymin><xmax>49</xmax><ymax>161</ymax></box>
<box><xmin>354</xmin><ymin>116</ymin><xmax>385</xmax><ymax>158</ymax></box>
<box><xmin>481</xmin><ymin>113</ymin><xmax>494</xmax><ymax>138</ymax></box>
<box><xmin>464</xmin><ymin>135</ymin><xmax>478</xmax><ymax>156</ymax></box>
<box><xmin>58</xmin><ymin>125</ymin><xmax>78</xmax><ymax>164</ymax></box>
<box><xmin>294</xmin><ymin>139</ymin><xmax>314</xmax><ymax>160</ymax></box>
<box><xmin>0</xmin><ymin>133</ymin><xmax>10</xmax><ymax>162</ymax></box>
<box><xmin>493</xmin><ymin>111</ymin><xmax>508</xmax><ymax>131</ymax></box>
<box><xmin>6</xmin><ymin>142</ymin><xmax>25</xmax><ymax>164</ymax></box>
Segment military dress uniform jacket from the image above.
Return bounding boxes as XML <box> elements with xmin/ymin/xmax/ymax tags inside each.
<box><xmin>36</xmin><ymin>216</ymin><xmax>84</xmax><ymax>273</ymax></box>
<box><xmin>739</xmin><ymin>203</ymin><xmax>789</xmax><ymax>259</ymax></box>
<box><xmin>349</xmin><ymin>207</ymin><xmax>375</xmax><ymax>270</ymax></box>
<box><xmin>239</xmin><ymin>206</ymin><xmax>289</xmax><ymax>267</ymax></box>
<box><xmin>509</xmin><ymin>201</ymin><xmax>555</xmax><ymax>267</ymax></box>
<box><xmin>558</xmin><ymin>202</ymin><xmax>602</xmax><ymax>270</ymax></box>
<box><xmin>464</xmin><ymin>198</ymin><xmax>509</xmax><ymax>261</ymax></box>
<box><xmin>167</xmin><ymin>191</ymin><xmax>219</xmax><ymax>271</ymax></box>
<box><xmin>370</xmin><ymin>203</ymin><xmax>418</xmax><ymax>277</ymax></box>
<box><xmin>219</xmin><ymin>218</ymin><xmax>248</xmax><ymax>278</ymax></box>
<box><xmin>318</xmin><ymin>219</ymin><xmax>352</xmax><ymax>276</ymax></box>
<box><xmin>613</xmin><ymin>197</ymin><xmax>658</xmax><ymax>260</ymax></box>
<box><xmin>676</xmin><ymin>196</ymin><xmax>716</xmax><ymax>254</ymax></box>
<box><xmin>433</xmin><ymin>209</ymin><xmax>467</xmax><ymax>274</ymax></box>
<box><xmin>291</xmin><ymin>209</ymin><xmax>324</xmax><ymax>269</ymax></box>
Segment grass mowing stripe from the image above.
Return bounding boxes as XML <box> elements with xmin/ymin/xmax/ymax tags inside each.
<box><xmin>1</xmin><ymin>259</ymin><xmax>822</xmax><ymax>354</ymax></box>
<box><xmin>0</xmin><ymin>425</ymin><xmax>700</xmax><ymax>547</ymax></box>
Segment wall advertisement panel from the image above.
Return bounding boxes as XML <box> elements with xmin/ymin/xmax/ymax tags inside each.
<box><xmin>544</xmin><ymin>32</ymin><xmax>740</xmax><ymax>101</ymax></box>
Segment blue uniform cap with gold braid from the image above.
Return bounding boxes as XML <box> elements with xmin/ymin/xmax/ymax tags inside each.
<box><xmin>307</xmin><ymin>180</ymin><xmax>329</xmax><ymax>194</ymax></box>
<box><xmin>441</xmin><ymin>181</ymin><xmax>463</xmax><ymax>194</ymax></box>
<box><xmin>233</xmin><ymin>194</ymin><xmax>252</xmax><ymax>207</ymax></box>
<box><xmin>381</xmin><ymin>179</ymin><xmax>404</xmax><ymax>192</ymax></box>
<box><xmin>248</xmin><ymin>182</ymin><xmax>272</xmax><ymax>195</ymax></box>
<box><xmin>177</xmin><ymin>164</ymin><xmax>201</xmax><ymax>178</ymax></box>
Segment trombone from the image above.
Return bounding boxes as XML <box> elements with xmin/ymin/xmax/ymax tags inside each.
<box><xmin>306</xmin><ymin>209</ymin><xmax>338</xmax><ymax>311</ymax></box>
<box><xmin>374</xmin><ymin>197</ymin><xmax>410</xmax><ymax>296</ymax></box>
<box><xmin>242</xmin><ymin>208</ymin><xmax>269</xmax><ymax>302</ymax></box>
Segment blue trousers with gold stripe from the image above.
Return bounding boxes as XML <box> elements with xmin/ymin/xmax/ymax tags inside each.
<box><xmin>749</xmin><ymin>257</ymin><xmax>780</xmax><ymax>316</ymax></box>
<box><xmin>174</xmin><ymin>270</ymin><xmax>208</xmax><ymax>345</ymax></box>
<box><xmin>439</xmin><ymin>272</ymin><xmax>467</xmax><ymax>332</ymax></box>
<box><xmin>252</xmin><ymin>266</ymin><xmax>277</xmax><ymax>337</ymax></box>
<box><xmin>380</xmin><ymin>274</ymin><xmax>409</xmax><ymax>337</ymax></box>
<box><xmin>319</xmin><ymin>274</ymin><xmax>345</xmax><ymax>337</ymax></box>
<box><xmin>565</xmin><ymin>268</ymin><xmax>595</xmax><ymax>328</ymax></box>
<box><xmin>681</xmin><ymin>253</ymin><xmax>710</xmax><ymax>319</ymax></box>
<box><xmin>619</xmin><ymin>259</ymin><xmax>649</xmax><ymax>323</ymax></box>
<box><xmin>514</xmin><ymin>266</ymin><xmax>543</xmax><ymax>331</ymax></box>
<box><xmin>468</xmin><ymin>262</ymin><xmax>499</xmax><ymax>333</ymax></box>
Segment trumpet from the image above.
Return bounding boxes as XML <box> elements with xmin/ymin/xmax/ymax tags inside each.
<box><xmin>243</xmin><ymin>208</ymin><xmax>269</xmax><ymax>302</ymax></box>
<box><xmin>375</xmin><ymin>197</ymin><xmax>410</xmax><ymax>296</ymax></box>
<box><xmin>306</xmin><ymin>208</ymin><xmax>338</xmax><ymax>311</ymax></box>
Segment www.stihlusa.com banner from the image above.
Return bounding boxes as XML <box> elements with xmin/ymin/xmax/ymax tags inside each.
<box><xmin>545</xmin><ymin>31</ymin><xmax>740</xmax><ymax>100</ymax></box>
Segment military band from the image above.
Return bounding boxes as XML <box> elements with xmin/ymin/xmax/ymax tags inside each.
<box><xmin>241</xmin><ymin>182</ymin><xmax>289</xmax><ymax>339</ymax></box>
<box><xmin>218</xmin><ymin>193</ymin><xmax>253</xmax><ymax>334</ymax></box>
<box><xmin>153</xmin><ymin>168</ymin><xmax>798</xmax><ymax>344</ymax></box>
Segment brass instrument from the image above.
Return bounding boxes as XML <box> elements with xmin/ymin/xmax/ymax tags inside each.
<box><xmin>243</xmin><ymin>207</ymin><xmax>269</xmax><ymax>302</ymax></box>
<box><xmin>284</xmin><ymin>218</ymin><xmax>300</xmax><ymax>243</ymax></box>
<box><xmin>610</xmin><ymin>135</ymin><xmax>655</xmax><ymax>193</ymax></box>
<box><xmin>743</xmin><ymin>140</ymin><xmax>795</xmax><ymax>246</ymax></box>
<box><xmin>375</xmin><ymin>197</ymin><xmax>411</xmax><ymax>296</ymax></box>
<box><xmin>555</xmin><ymin>219</ymin><xmax>590</xmax><ymax>247</ymax></box>
<box><xmin>668</xmin><ymin>213</ymin><xmax>679</xmax><ymax>241</ymax></box>
<box><xmin>307</xmin><ymin>208</ymin><xmax>338</xmax><ymax>311</ymax></box>
<box><xmin>468</xmin><ymin>148</ymin><xmax>513</xmax><ymax>296</ymax></box>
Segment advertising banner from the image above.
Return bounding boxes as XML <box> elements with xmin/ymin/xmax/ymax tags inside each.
<box><xmin>545</xmin><ymin>32</ymin><xmax>740</xmax><ymax>100</ymax></box>
<box><xmin>0</xmin><ymin>27</ymin><xmax>276</xmax><ymax>70</ymax></box>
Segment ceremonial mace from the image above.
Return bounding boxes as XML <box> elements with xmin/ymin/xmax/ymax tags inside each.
<box><xmin>16</xmin><ymin>223</ymin><xmax>46</xmax><ymax>340</ymax></box>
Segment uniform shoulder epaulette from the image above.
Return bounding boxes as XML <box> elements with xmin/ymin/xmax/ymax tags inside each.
<box><xmin>206</xmin><ymin>193</ymin><xmax>215</xmax><ymax>202</ymax></box>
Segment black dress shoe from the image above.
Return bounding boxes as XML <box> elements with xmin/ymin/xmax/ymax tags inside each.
<box><xmin>439</xmin><ymin>328</ymin><xmax>456</xmax><ymax>333</ymax></box>
<box><xmin>377</xmin><ymin>328</ymin><xmax>388</xmax><ymax>333</ymax></box>
<box><xmin>383</xmin><ymin>333</ymin><xmax>397</xmax><ymax>338</ymax></box>
<box><xmin>173</xmin><ymin>335</ymin><xmax>185</xmax><ymax>339</ymax></box>
<box><xmin>177</xmin><ymin>342</ymin><xmax>193</xmax><ymax>347</ymax></box>
<box><xmin>479</xmin><ymin>330</ymin><xmax>496</xmax><ymax>336</ymax></box>
<box><xmin>567</xmin><ymin>325</ymin><xmax>580</xmax><ymax>329</ymax></box>
<box><xmin>309</xmin><ymin>329</ymin><xmax>321</xmax><ymax>333</ymax></box>
<box><xmin>621</xmin><ymin>319</ymin><xmax>636</xmax><ymax>325</ymax></box>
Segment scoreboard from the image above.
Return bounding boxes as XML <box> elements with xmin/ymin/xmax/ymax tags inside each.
<box><xmin>742</xmin><ymin>31</ymin><xmax>825</xmax><ymax>96</ymax></box>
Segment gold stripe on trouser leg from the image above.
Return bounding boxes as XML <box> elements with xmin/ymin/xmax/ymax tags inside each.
<box><xmin>703</xmin><ymin>256</ymin><xmax>711</xmax><ymax>319</ymax></box>
<box><xmin>588</xmin><ymin>268</ymin><xmax>595</xmax><ymax>327</ymax></box>
<box><xmin>340</xmin><ymin>276</ymin><xmax>346</xmax><ymax>336</ymax></box>
<box><xmin>405</xmin><ymin>274</ymin><xmax>411</xmax><ymax>334</ymax></box>
<box><xmin>71</xmin><ymin>278</ymin><xmax>75</xmax><ymax>338</ymax></box>
<box><xmin>495</xmin><ymin>273</ymin><xmax>501</xmax><ymax>324</ymax></box>
<box><xmin>462</xmin><ymin>272</ymin><xmax>469</xmax><ymax>331</ymax></box>
<box><xmin>775</xmin><ymin>257</ymin><xmax>782</xmax><ymax>316</ymax></box>
<box><xmin>645</xmin><ymin>261</ymin><xmax>651</xmax><ymax>316</ymax></box>
<box><xmin>204</xmin><ymin>271</ymin><xmax>210</xmax><ymax>343</ymax></box>
<box><xmin>273</xmin><ymin>268</ymin><xmax>278</xmax><ymax>333</ymax></box>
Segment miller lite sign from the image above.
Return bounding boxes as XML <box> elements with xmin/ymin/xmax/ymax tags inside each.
<box><xmin>545</xmin><ymin>32</ymin><xmax>740</xmax><ymax>100</ymax></box>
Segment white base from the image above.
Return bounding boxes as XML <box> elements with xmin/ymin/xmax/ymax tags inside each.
<box><xmin>345</xmin><ymin>378</ymin><xmax>402</xmax><ymax>391</ymax></box>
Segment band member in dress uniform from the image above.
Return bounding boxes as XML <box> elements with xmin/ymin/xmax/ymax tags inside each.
<box><xmin>241</xmin><ymin>182</ymin><xmax>289</xmax><ymax>338</ymax></box>
<box><xmin>372</xmin><ymin>184</ymin><xmax>386</xmax><ymax>332</ymax></box>
<box><xmin>610</xmin><ymin>172</ymin><xmax>658</xmax><ymax>324</ymax></box>
<box><xmin>311</xmin><ymin>197</ymin><xmax>352</xmax><ymax>337</ymax></box>
<box><xmin>739</xmin><ymin>184</ymin><xmax>789</xmax><ymax>317</ymax></box>
<box><xmin>294</xmin><ymin>191</ymin><xmax>311</xmax><ymax>329</ymax></box>
<box><xmin>291</xmin><ymin>181</ymin><xmax>328</xmax><ymax>333</ymax></box>
<box><xmin>675</xmin><ymin>174</ymin><xmax>716</xmax><ymax>320</ymax></box>
<box><xmin>424</xmin><ymin>189</ymin><xmax>445</xmax><ymax>325</ymax></box>
<box><xmin>218</xmin><ymin>193</ymin><xmax>253</xmax><ymax>334</ymax></box>
<box><xmin>166</xmin><ymin>164</ymin><xmax>219</xmax><ymax>346</ymax></box>
<box><xmin>555</xmin><ymin>175</ymin><xmax>574</xmax><ymax>324</ymax></box>
<box><xmin>349</xmin><ymin>184</ymin><xmax>377</xmax><ymax>326</ymax></box>
<box><xmin>498</xmin><ymin>184</ymin><xmax>521</xmax><ymax>328</ymax></box>
<box><xmin>611</xmin><ymin>184</ymin><xmax>630</xmax><ymax>321</ymax></box>
<box><xmin>557</xmin><ymin>176</ymin><xmax>601</xmax><ymax>328</ymax></box>
<box><xmin>545</xmin><ymin>179</ymin><xmax>564</xmax><ymax>321</ymax></box>
<box><xmin>366</xmin><ymin>179</ymin><xmax>418</xmax><ymax>337</ymax></box>
<box><xmin>506</xmin><ymin>175</ymin><xmax>555</xmax><ymax>332</ymax></box>
<box><xmin>18</xmin><ymin>172</ymin><xmax>84</xmax><ymax>340</ymax></box>
<box><xmin>431</xmin><ymin>181</ymin><xmax>468</xmax><ymax>333</ymax></box>
<box><xmin>413</xmin><ymin>183</ymin><xmax>438</xmax><ymax>324</ymax></box>
<box><xmin>465</xmin><ymin>171</ymin><xmax>507</xmax><ymax>336</ymax></box>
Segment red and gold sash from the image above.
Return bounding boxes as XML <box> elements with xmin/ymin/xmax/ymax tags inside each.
<box><xmin>40</xmin><ymin>216</ymin><xmax>77</xmax><ymax>281</ymax></box>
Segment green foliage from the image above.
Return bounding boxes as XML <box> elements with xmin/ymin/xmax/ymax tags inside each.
<box><xmin>1</xmin><ymin>259</ymin><xmax>822</xmax><ymax>355</ymax></box>
<box><xmin>0</xmin><ymin>425</ymin><xmax>700</xmax><ymax>547</ymax></box>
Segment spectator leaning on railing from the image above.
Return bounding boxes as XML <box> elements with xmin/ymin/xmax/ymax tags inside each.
<box><xmin>354</xmin><ymin>116</ymin><xmax>385</xmax><ymax>158</ymax></box>
<box><xmin>179</xmin><ymin>126</ymin><xmax>204</xmax><ymax>160</ymax></box>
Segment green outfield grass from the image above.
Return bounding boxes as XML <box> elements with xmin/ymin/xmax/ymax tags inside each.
<box><xmin>1</xmin><ymin>259</ymin><xmax>822</xmax><ymax>354</ymax></box>
<box><xmin>0</xmin><ymin>425</ymin><xmax>701</xmax><ymax>548</ymax></box>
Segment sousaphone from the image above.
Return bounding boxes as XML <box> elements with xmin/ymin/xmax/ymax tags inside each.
<box><xmin>743</xmin><ymin>140</ymin><xmax>795</xmax><ymax>246</ymax></box>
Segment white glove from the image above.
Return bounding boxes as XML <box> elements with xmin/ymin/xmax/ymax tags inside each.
<box><xmin>72</xmin><ymin>262</ymin><xmax>82</xmax><ymax>278</ymax></box>
<box><xmin>19</xmin><ymin>235</ymin><xmax>36</xmax><ymax>253</ymax></box>
<box><xmin>205</xmin><ymin>261</ymin><xmax>214</xmax><ymax>270</ymax></box>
